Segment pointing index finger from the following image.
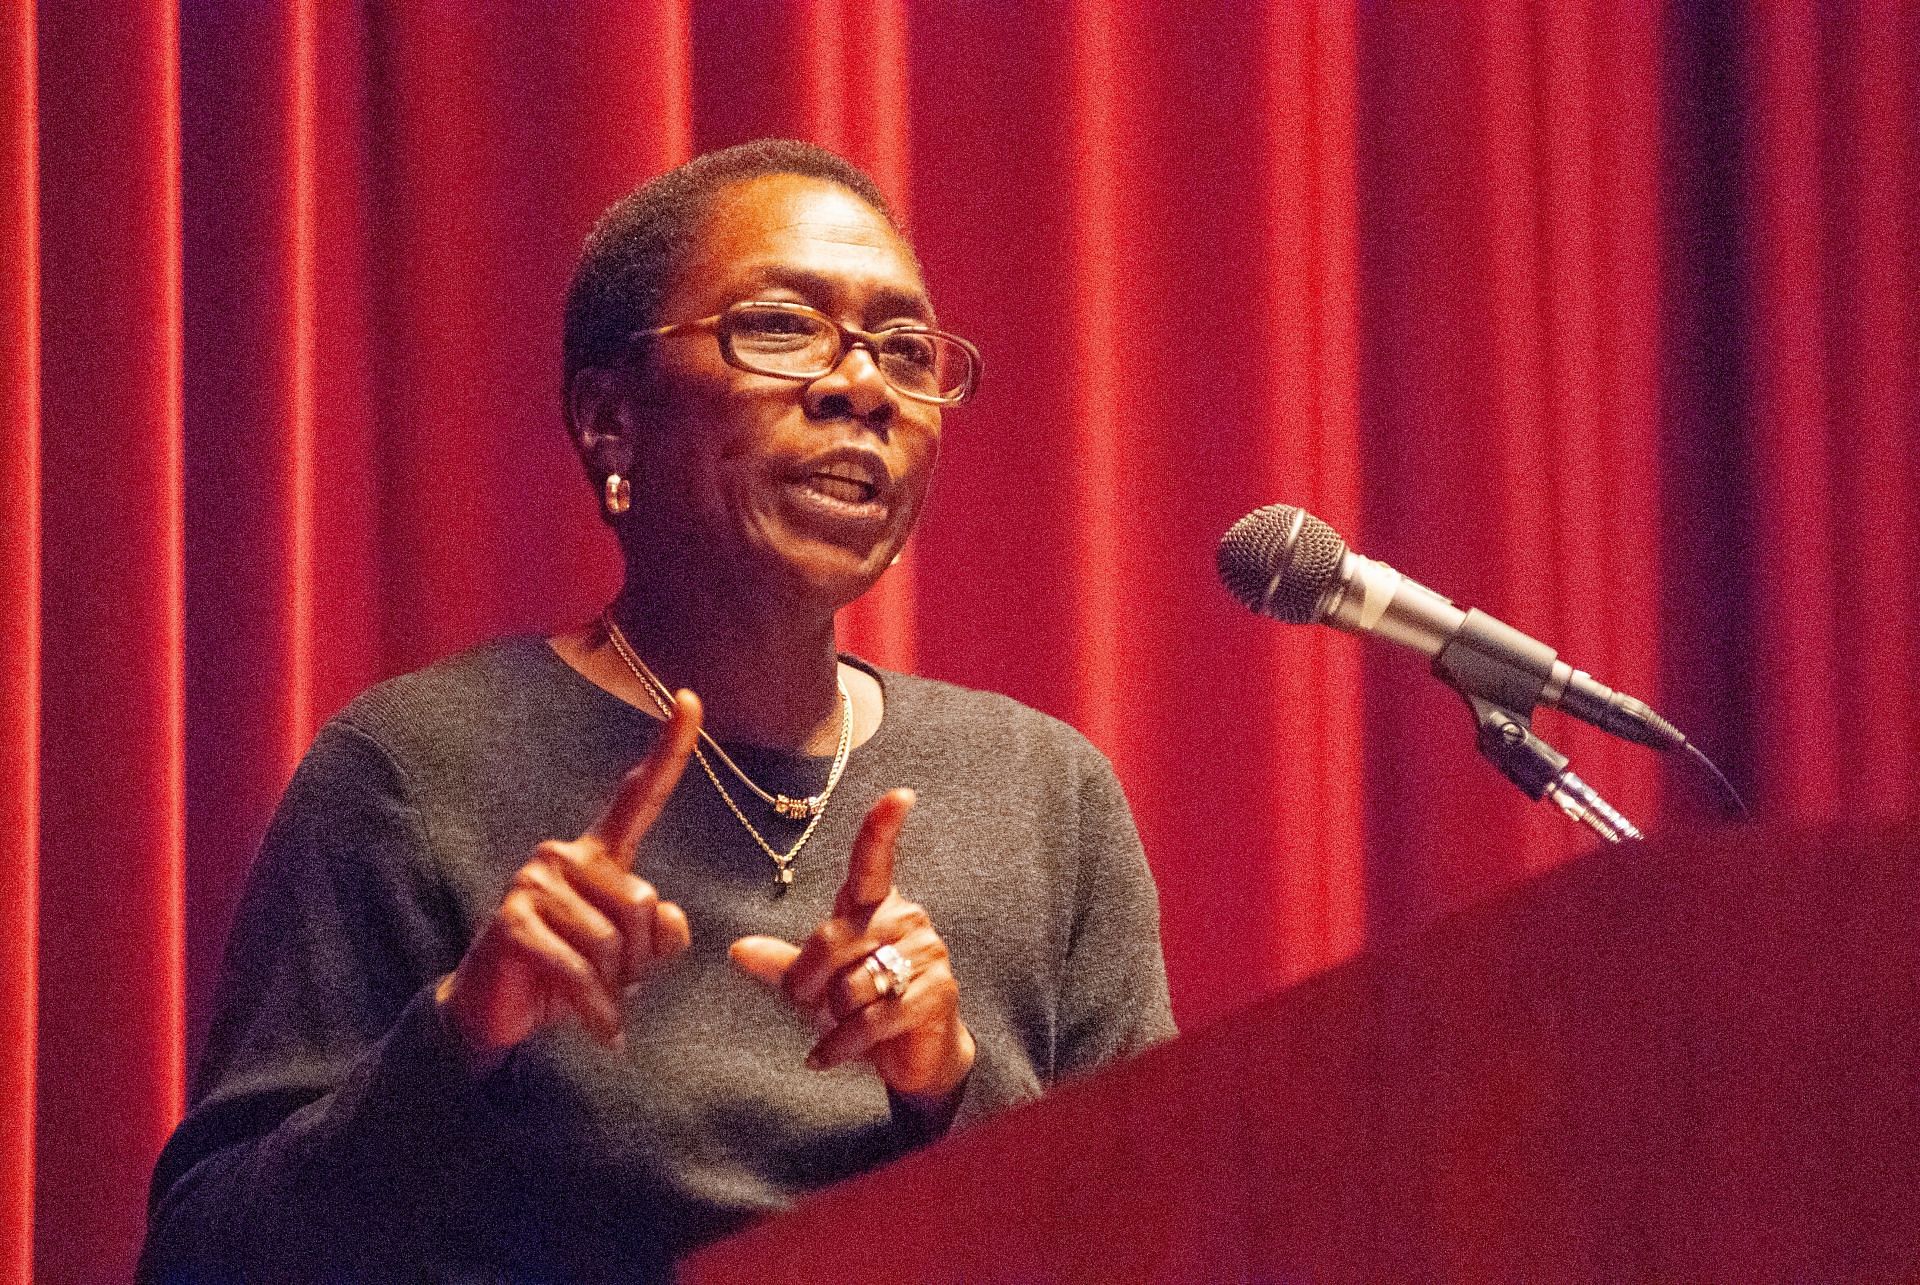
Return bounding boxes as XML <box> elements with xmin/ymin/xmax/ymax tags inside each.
<box><xmin>590</xmin><ymin>689</ymin><xmax>702</xmax><ymax>868</ymax></box>
<box><xmin>834</xmin><ymin>788</ymin><xmax>915</xmax><ymax>923</ymax></box>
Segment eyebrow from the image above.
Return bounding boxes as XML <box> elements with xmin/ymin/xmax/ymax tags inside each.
<box><xmin>736</xmin><ymin>264</ymin><xmax>935</xmax><ymax>323</ymax></box>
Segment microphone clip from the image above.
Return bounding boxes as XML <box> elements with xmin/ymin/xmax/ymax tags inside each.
<box><xmin>1431</xmin><ymin>608</ymin><xmax>1559</xmax><ymax>716</ymax></box>
<box><xmin>1459</xmin><ymin>693</ymin><xmax>1643</xmax><ymax>845</ymax></box>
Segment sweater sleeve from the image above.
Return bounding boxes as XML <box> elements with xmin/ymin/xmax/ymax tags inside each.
<box><xmin>139</xmin><ymin>720</ymin><xmax>493</xmax><ymax>1282</ymax></box>
<box><xmin>1055</xmin><ymin>751</ymin><xmax>1177</xmax><ymax>1078</ymax></box>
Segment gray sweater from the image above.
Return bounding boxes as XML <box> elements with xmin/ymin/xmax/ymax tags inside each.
<box><xmin>141</xmin><ymin>640</ymin><xmax>1175</xmax><ymax>1282</ymax></box>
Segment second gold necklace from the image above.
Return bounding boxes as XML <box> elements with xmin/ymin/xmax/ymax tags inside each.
<box><xmin>601</xmin><ymin>610</ymin><xmax>853</xmax><ymax>888</ymax></box>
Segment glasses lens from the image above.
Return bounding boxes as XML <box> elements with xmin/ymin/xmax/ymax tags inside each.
<box><xmin>875</xmin><ymin>332</ymin><xmax>976</xmax><ymax>400</ymax></box>
<box><xmin>726</xmin><ymin>306</ymin><xmax>836</xmax><ymax>374</ymax></box>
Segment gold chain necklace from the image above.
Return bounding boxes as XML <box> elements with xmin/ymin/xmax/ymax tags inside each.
<box><xmin>602</xmin><ymin>612</ymin><xmax>852</xmax><ymax>820</ymax></box>
<box><xmin>601</xmin><ymin>610</ymin><xmax>853</xmax><ymax>889</ymax></box>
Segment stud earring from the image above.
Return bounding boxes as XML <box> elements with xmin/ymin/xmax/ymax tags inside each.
<box><xmin>604</xmin><ymin>473</ymin><xmax>631</xmax><ymax>516</ymax></box>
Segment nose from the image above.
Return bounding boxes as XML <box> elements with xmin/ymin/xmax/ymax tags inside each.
<box><xmin>802</xmin><ymin>342</ymin><xmax>896</xmax><ymax>430</ymax></box>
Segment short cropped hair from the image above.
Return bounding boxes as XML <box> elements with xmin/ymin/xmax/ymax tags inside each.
<box><xmin>562</xmin><ymin>139</ymin><xmax>899</xmax><ymax>409</ymax></box>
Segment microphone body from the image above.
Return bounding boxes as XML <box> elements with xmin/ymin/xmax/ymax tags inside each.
<box><xmin>1218</xmin><ymin>504</ymin><xmax>1683</xmax><ymax>752</ymax></box>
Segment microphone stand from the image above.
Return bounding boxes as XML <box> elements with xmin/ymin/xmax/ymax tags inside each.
<box><xmin>1462</xmin><ymin>694</ymin><xmax>1642</xmax><ymax>844</ymax></box>
<box><xmin>1422</xmin><ymin>616</ymin><xmax>1642</xmax><ymax>844</ymax></box>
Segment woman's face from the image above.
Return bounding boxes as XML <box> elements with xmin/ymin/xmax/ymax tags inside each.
<box><xmin>619</xmin><ymin>173</ymin><xmax>943</xmax><ymax>612</ymax></box>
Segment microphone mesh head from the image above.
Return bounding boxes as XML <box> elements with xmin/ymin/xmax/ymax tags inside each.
<box><xmin>1216</xmin><ymin>504</ymin><xmax>1348</xmax><ymax>624</ymax></box>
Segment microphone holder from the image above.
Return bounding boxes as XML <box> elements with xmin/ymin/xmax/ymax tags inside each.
<box><xmin>1460</xmin><ymin>694</ymin><xmax>1643</xmax><ymax>845</ymax></box>
<box><xmin>1427</xmin><ymin>618</ymin><xmax>1642</xmax><ymax>843</ymax></box>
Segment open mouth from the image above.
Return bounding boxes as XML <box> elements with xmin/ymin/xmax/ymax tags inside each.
<box><xmin>788</xmin><ymin>448</ymin><xmax>890</xmax><ymax>518</ymax></box>
<box><xmin>805</xmin><ymin>471</ymin><xmax>878</xmax><ymax>505</ymax></box>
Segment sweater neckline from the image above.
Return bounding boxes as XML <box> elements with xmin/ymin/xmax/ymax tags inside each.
<box><xmin>532</xmin><ymin>636</ymin><xmax>900</xmax><ymax>767</ymax></box>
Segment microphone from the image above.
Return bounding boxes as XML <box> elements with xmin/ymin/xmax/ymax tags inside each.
<box><xmin>1216</xmin><ymin>503</ymin><xmax>1684</xmax><ymax>752</ymax></box>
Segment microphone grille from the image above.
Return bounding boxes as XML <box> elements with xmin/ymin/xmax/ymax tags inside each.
<box><xmin>1216</xmin><ymin>504</ymin><xmax>1348</xmax><ymax>624</ymax></box>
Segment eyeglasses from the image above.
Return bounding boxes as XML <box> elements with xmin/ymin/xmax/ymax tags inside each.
<box><xmin>635</xmin><ymin>301</ymin><xmax>982</xmax><ymax>405</ymax></box>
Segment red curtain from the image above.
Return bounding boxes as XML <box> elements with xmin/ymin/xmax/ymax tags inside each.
<box><xmin>1</xmin><ymin>5</ymin><xmax>37</xmax><ymax>1282</ymax></box>
<box><xmin>6</xmin><ymin>2</ymin><xmax>1915</xmax><ymax>1280</ymax></box>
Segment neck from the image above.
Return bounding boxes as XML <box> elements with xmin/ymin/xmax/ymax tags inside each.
<box><xmin>606</xmin><ymin>574</ymin><xmax>843</xmax><ymax>752</ymax></box>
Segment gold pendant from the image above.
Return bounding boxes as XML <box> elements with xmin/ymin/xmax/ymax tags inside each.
<box><xmin>776</xmin><ymin>865</ymin><xmax>794</xmax><ymax>888</ymax></box>
<box><xmin>773</xmin><ymin>794</ymin><xmax>820</xmax><ymax>820</ymax></box>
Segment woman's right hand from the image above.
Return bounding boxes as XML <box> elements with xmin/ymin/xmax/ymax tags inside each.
<box><xmin>436</xmin><ymin>690</ymin><xmax>702</xmax><ymax>1066</ymax></box>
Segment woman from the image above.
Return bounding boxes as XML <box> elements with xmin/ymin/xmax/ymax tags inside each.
<box><xmin>141</xmin><ymin>140</ymin><xmax>1173</xmax><ymax>1282</ymax></box>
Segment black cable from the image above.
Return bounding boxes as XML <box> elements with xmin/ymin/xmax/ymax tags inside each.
<box><xmin>1684</xmin><ymin>739</ymin><xmax>1750</xmax><ymax>821</ymax></box>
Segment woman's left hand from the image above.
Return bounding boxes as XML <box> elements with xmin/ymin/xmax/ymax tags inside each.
<box><xmin>730</xmin><ymin>788</ymin><xmax>976</xmax><ymax>1103</ymax></box>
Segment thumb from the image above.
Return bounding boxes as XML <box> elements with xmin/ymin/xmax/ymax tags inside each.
<box><xmin>729</xmin><ymin>936</ymin><xmax>802</xmax><ymax>988</ymax></box>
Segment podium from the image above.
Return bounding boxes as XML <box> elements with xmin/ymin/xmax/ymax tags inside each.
<box><xmin>683</xmin><ymin>818</ymin><xmax>1920</xmax><ymax>1281</ymax></box>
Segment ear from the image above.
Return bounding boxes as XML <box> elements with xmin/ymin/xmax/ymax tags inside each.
<box><xmin>566</xmin><ymin>366</ymin><xmax>643</xmax><ymax>482</ymax></box>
